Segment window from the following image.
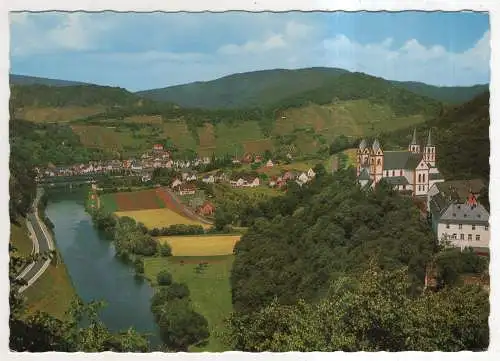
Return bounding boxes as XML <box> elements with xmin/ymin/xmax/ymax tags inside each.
<box><xmin>472</xmin><ymin>224</ymin><xmax>476</xmax><ymax>230</ymax></box>
<box><xmin>452</xmin><ymin>233</ymin><xmax>457</xmax><ymax>239</ymax></box>
<box><xmin>386</xmin><ymin>171</ymin><xmax>389</xmax><ymax>176</ymax></box>
<box><xmin>418</xmin><ymin>174</ymin><xmax>421</xmax><ymax>182</ymax></box>
<box><xmin>476</xmin><ymin>235</ymin><xmax>480</xmax><ymax>241</ymax></box>
<box><xmin>459</xmin><ymin>224</ymin><xmax>462</xmax><ymax>230</ymax></box>
<box><xmin>423</xmin><ymin>174</ymin><xmax>426</xmax><ymax>183</ymax></box>
<box><xmin>400</xmin><ymin>170</ymin><xmax>403</xmax><ymax>176</ymax></box>
<box><xmin>485</xmin><ymin>225</ymin><xmax>489</xmax><ymax>231</ymax></box>
<box><xmin>392</xmin><ymin>170</ymin><xmax>395</xmax><ymax>176</ymax></box>
<box><xmin>460</xmin><ymin>234</ymin><xmax>464</xmax><ymax>240</ymax></box>
<box><xmin>468</xmin><ymin>234</ymin><xmax>472</xmax><ymax>241</ymax></box>
<box><xmin>446</xmin><ymin>223</ymin><xmax>450</xmax><ymax>229</ymax></box>
<box><xmin>377</xmin><ymin>159</ymin><xmax>381</xmax><ymax>165</ymax></box>
<box><xmin>403</xmin><ymin>185</ymin><xmax>406</xmax><ymax>190</ymax></box>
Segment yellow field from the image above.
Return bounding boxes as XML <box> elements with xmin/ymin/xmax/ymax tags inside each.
<box><xmin>115</xmin><ymin>208</ymin><xmax>210</xmax><ymax>229</ymax></box>
<box><xmin>157</xmin><ymin>235</ymin><xmax>241</xmax><ymax>256</ymax></box>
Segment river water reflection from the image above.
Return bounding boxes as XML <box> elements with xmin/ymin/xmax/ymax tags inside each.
<box><xmin>44</xmin><ymin>189</ymin><xmax>161</xmax><ymax>347</ymax></box>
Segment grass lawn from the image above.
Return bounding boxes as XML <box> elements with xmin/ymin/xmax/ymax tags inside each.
<box><xmin>23</xmin><ymin>260</ymin><xmax>78</xmax><ymax>321</ymax></box>
<box><xmin>157</xmin><ymin>234</ymin><xmax>240</xmax><ymax>256</ymax></box>
<box><xmin>10</xmin><ymin>218</ymin><xmax>33</xmax><ymax>257</ymax></box>
<box><xmin>115</xmin><ymin>208</ymin><xmax>210</xmax><ymax>230</ymax></box>
<box><xmin>144</xmin><ymin>255</ymin><xmax>234</xmax><ymax>352</ymax></box>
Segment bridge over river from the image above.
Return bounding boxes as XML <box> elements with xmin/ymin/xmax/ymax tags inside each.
<box><xmin>38</xmin><ymin>174</ymin><xmax>141</xmax><ymax>187</ymax></box>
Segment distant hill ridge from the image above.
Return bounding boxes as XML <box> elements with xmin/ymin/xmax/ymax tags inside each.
<box><xmin>9</xmin><ymin>74</ymin><xmax>94</xmax><ymax>87</ymax></box>
<box><xmin>135</xmin><ymin>67</ymin><xmax>489</xmax><ymax>108</ymax></box>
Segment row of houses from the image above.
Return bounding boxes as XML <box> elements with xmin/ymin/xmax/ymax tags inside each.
<box><xmin>37</xmin><ymin>144</ymin><xmax>214</xmax><ymax>179</ymax></box>
<box><xmin>269</xmin><ymin>168</ymin><xmax>316</xmax><ymax>188</ymax></box>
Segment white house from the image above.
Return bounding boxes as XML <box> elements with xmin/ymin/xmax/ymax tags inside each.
<box><xmin>171</xmin><ymin>178</ymin><xmax>183</xmax><ymax>189</ymax></box>
<box><xmin>244</xmin><ymin>177</ymin><xmax>260</xmax><ymax>188</ymax></box>
<box><xmin>307</xmin><ymin>168</ymin><xmax>316</xmax><ymax>179</ymax></box>
<box><xmin>230</xmin><ymin>178</ymin><xmax>246</xmax><ymax>187</ymax></box>
<box><xmin>429</xmin><ymin>185</ymin><xmax>489</xmax><ymax>251</ymax></box>
<box><xmin>296</xmin><ymin>172</ymin><xmax>310</xmax><ymax>186</ymax></box>
<box><xmin>266</xmin><ymin>160</ymin><xmax>274</xmax><ymax>168</ymax></box>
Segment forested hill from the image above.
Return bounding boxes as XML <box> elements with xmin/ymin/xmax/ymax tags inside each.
<box><xmin>430</xmin><ymin>91</ymin><xmax>490</xmax><ymax>181</ymax></box>
<box><xmin>10</xmin><ymin>74</ymin><xmax>92</xmax><ymax>87</ymax></box>
<box><xmin>378</xmin><ymin>91</ymin><xmax>490</xmax><ymax>182</ymax></box>
<box><xmin>136</xmin><ymin>67</ymin><xmax>487</xmax><ymax>109</ymax></box>
<box><xmin>392</xmin><ymin>81</ymin><xmax>489</xmax><ymax>105</ymax></box>
<box><xmin>10</xmin><ymin>84</ymin><xmax>154</xmax><ymax>109</ymax></box>
<box><xmin>136</xmin><ymin>67</ymin><xmax>349</xmax><ymax>109</ymax></box>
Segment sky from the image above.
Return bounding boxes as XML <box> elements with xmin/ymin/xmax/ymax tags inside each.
<box><xmin>9</xmin><ymin>11</ymin><xmax>490</xmax><ymax>91</ymax></box>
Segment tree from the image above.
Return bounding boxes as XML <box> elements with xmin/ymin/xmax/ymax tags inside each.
<box><xmin>158</xmin><ymin>243</ymin><xmax>172</xmax><ymax>257</ymax></box>
<box><xmin>157</xmin><ymin>270</ymin><xmax>173</xmax><ymax>286</ymax></box>
<box><xmin>225</xmin><ymin>265</ymin><xmax>489</xmax><ymax>352</ymax></box>
<box><xmin>155</xmin><ymin>299</ymin><xmax>209</xmax><ymax>351</ymax></box>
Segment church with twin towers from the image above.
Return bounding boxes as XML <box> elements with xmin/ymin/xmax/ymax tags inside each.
<box><xmin>356</xmin><ymin>128</ymin><xmax>444</xmax><ymax>196</ymax></box>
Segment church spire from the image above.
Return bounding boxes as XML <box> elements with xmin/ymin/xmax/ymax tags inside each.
<box><xmin>409</xmin><ymin>128</ymin><xmax>420</xmax><ymax>153</ymax></box>
<box><xmin>427</xmin><ymin>129</ymin><xmax>433</xmax><ymax>146</ymax></box>
<box><xmin>411</xmin><ymin>128</ymin><xmax>418</xmax><ymax>145</ymax></box>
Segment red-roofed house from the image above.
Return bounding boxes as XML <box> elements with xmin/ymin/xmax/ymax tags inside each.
<box><xmin>197</xmin><ymin>201</ymin><xmax>216</xmax><ymax>216</ymax></box>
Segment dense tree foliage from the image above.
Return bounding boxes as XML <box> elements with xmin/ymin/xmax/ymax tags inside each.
<box><xmin>10</xmin><ymin>118</ymin><xmax>110</xmax><ymax>165</ymax></box>
<box><xmin>136</xmin><ymin>67</ymin><xmax>485</xmax><ymax>109</ymax></box>
<box><xmin>378</xmin><ymin>91</ymin><xmax>489</xmax><ymax>182</ymax></box>
<box><xmin>10</xmin><ymin>84</ymin><xmax>156</xmax><ymax>109</ymax></box>
<box><xmin>225</xmin><ymin>265</ymin><xmax>489</xmax><ymax>351</ymax></box>
<box><xmin>434</xmin><ymin>248</ymin><xmax>488</xmax><ymax>289</ymax></box>
<box><xmin>230</xmin><ymin>170</ymin><xmax>436</xmax><ymax>314</ymax></box>
<box><xmin>150</xmin><ymin>282</ymin><xmax>209</xmax><ymax>351</ymax></box>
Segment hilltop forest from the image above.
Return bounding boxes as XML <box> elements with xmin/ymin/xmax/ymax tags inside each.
<box><xmin>10</xmin><ymin>67</ymin><xmax>479</xmax><ymax>162</ymax></box>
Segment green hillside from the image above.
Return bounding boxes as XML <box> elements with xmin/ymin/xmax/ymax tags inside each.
<box><xmin>136</xmin><ymin>67</ymin><xmax>349</xmax><ymax>108</ymax></box>
<box><xmin>378</xmin><ymin>91</ymin><xmax>489</xmax><ymax>182</ymax></box>
<box><xmin>137</xmin><ymin>67</ymin><xmax>487</xmax><ymax>108</ymax></box>
<box><xmin>10</xmin><ymin>83</ymin><xmax>163</xmax><ymax>123</ymax></box>
<box><xmin>10</xmin><ymin>69</ymin><xmax>446</xmax><ymax>159</ymax></box>
<box><xmin>10</xmin><ymin>74</ymin><xmax>92</xmax><ymax>87</ymax></box>
<box><xmin>393</xmin><ymin>81</ymin><xmax>489</xmax><ymax>105</ymax></box>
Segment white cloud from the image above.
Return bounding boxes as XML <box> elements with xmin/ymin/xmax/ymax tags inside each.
<box><xmin>321</xmin><ymin>30</ymin><xmax>490</xmax><ymax>86</ymax></box>
<box><xmin>9</xmin><ymin>12</ymin><xmax>489</xmax><ymax>89</ymax></box>
<box><xmin>10</xmin><ymin>12</ymin><xmax>114</xmax><ymax>56</ymax></box>
<box><xmin>218</xmin><ymin>33</ymin><xmax>287</xmax><ymax>55</ymax></box>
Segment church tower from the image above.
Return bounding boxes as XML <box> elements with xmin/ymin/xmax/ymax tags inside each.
<box><xmin>423</xmin><ymin>129</ymin><xmax>436</xmax><ymax>167</ymax></box>
<box><xmin>370</xmin><ymin>139</ymin><xmax>384</xmax><ymax>183</ymax></box>
<box><xmin>356</xmin><ymin>139</ymin><xmax>370</xmax><ymax>176</ymax></box>
<box><xmin>408</xmin><ymin>128</ymin><xmax>421</xmax><ymax>154</ymax></box>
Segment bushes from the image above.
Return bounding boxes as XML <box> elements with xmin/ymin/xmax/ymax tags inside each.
<box><xmin>150</xmin><ymin>280</ymin><xmax>208</xmax><ymax>351</ymax></box>
<box><xmin>158</xmin><ymin>243</ymin><xmax>172</xmax><ymax>257</ymax></box>
<box><xmin>149</xmin><ymin>224</ymin><xmax>205</xmax><ymax>236</ymax></box>
<box><xmin>156</xmin><ymin>270</ymin><xmax>173</xmax><ymax>286</ymax></box>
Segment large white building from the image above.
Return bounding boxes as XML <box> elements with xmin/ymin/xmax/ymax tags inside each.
<box><xmin>428</xmin><ymin>179</ymin><xmax>489</xmax><ymax>250</ymax></box>
<box><xmin>356</xmin><ymin>129</ymin><xmax>444</xmax><ymax>196</ymax></box>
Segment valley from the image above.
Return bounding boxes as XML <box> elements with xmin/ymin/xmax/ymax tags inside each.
<box><xmin>9</xmin><ymin>66</ymin><xmax>491</xmax><ymax>353</ymax></box>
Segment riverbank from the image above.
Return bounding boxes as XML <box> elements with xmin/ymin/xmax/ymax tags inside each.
<box><xmin>22</xmin><ymin>190</ymin><xmax>78</xmax><ymax>320</ymax></box>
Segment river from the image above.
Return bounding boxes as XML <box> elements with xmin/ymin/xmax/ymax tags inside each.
<box><xmin>44</xmin><ymin>188</ymin><xmax>161</xmax><ymax>347</ymax></box>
